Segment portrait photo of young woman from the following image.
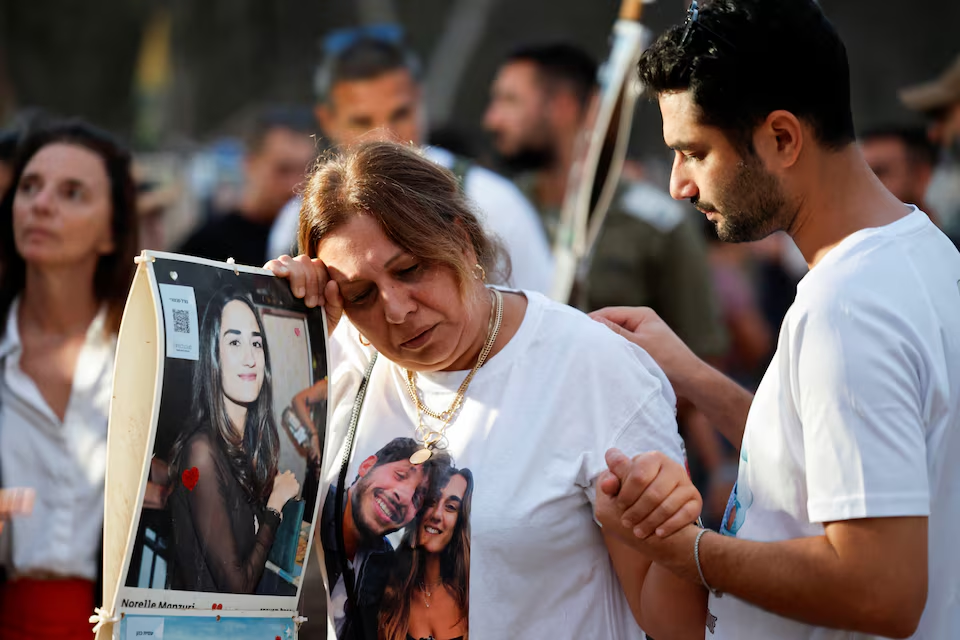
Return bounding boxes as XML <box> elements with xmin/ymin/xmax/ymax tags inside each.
<box><xmin>165</xmin><ymin>285</ymin><xmax>301</xmax><ymax>594</ymax></box>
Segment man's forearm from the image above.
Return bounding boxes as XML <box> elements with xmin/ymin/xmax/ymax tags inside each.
<box><xmin>679</xmin><ymin>363</ymin><xmax>752</xmax><ymax>450</ymax></box>
<box><xmin>635</xmin><ymin>525</ymin><xmax>925</xmax><ymax>638</ymax></box>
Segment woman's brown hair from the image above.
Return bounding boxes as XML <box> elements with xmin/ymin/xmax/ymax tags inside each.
<box><xmin>298</xmin><ymin>140</ymin><xmax>509</xmax><ymax>289</ymax></box>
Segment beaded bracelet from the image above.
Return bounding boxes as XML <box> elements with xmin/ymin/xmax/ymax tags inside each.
<box><xmin>694</xmin><ymin>528</ymin><xmax>723</xmax><ymax>598</ymax></box>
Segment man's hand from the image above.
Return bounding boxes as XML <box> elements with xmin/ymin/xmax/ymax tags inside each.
<box><xmin>591</xmin><ymin>307</ymin><xmax>704</xmax><ymax>398</ymax></box>
<box><xmin>597</xmin><ymin>449</ymin><xmax>702</xmax><ymax>540</ymax></box>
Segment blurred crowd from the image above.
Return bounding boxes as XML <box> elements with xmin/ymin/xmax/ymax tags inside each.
<box><xmin>0</xmin><ymin>21</ymin><xmax>958</xmax><ymax>640</ymax></box>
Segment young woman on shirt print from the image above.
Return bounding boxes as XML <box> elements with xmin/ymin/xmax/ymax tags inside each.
<box><xmin>266</xmin><ymin>141</ymin><xmax>706</xmax><ymax>640</ymax></box>
<box><xmin>166</xmin><ymin>286</ymin><xmax>301</xmax><ymax>593</ymax></box>
<box><xmin>0</xmin><ymin>120</ymin><xmax>138</xmax><ymax>639</ymax></box>
<box><xmin>380</xmin><ymin>465</ymin><xmax>473</xmax><ymax>640</ymax></box>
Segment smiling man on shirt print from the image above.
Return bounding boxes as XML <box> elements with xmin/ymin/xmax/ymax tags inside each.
<box><xmin>320</xmin><ymin>437</ymin><xmax>452</xmax><ymax>640</ymax></box>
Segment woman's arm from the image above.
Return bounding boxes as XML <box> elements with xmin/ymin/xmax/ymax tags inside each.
<box><xmin>182</xmin><ymin>437</ymin><xmax>280</xmax><ymax>593</ymax></box>
<box><xmin>292</xmin><ymin>380</ymin><xmax>328</xmax><ymax>461</ymax></box>
<box><xmin>597</xmin><ymin>458</ymin><xmax>707</xmax><ymax>639</ymax></box>
<box><xmin>604</xmin><ymin>532</ymin><xmax>708</xmax><ymax>639</ymax></box>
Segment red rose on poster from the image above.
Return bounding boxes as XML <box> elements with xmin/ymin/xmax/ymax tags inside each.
<box><xmin>182</xmin><ymin>466</ymin><xmax>200</xmax><ymax>491</ymax></box>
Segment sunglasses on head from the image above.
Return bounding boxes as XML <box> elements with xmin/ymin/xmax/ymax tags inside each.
<box><xmin>322</xmin><ymin>23</ymin><xmax>404</xmax><ymax>56</ymax></box>
<box><xmin>680</xmin><ymin>0</ymin><xmax>737</xmax><ymax>51</ymax></box>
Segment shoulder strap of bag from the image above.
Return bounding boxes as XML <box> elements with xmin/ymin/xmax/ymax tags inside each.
<box><xmin>334</xmin><ymin>351</ymin><xmax>378</xmax><ymax>637</ymax></box>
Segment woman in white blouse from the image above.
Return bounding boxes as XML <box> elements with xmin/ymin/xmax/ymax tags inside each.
<box><xmin>0</xmin><ymin>121</ymin><xmax>138</xmax><ymax>639</ymax></box>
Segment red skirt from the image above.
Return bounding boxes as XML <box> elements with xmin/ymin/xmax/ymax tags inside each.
<box><xmin>0</xmin><ymin>578</ymin><xmax>95</xmax><ymax>640</ymax></box>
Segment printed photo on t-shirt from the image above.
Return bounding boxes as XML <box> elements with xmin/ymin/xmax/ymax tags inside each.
<box><xmin>322</xmin><ymin>436</ymin><xmax>472</xmax><ymax>640</ymax></box>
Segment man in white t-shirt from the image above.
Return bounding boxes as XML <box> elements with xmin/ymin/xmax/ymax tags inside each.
<box><xmin>266</xmin><ymin>31</ymin><xmax>554</xmax><ymax>294</ymax></box>
<box><xmin>592</xmin><ymin>1</ymin><xmax>960</xmax><ymax>639</ymax></box>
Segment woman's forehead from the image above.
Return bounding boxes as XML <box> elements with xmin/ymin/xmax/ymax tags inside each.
<box><xmin>317</xmin><ymin>215</ymin><xmax>406</xmax><ymax>277</ymax></box>
<box><xmin>24</xmin><ymin>143</ymin><xmax>109</xmax><ymax>187</ymax></box>
<box><xmin>221</xmin><ymin>300</ymin><xmax>257</xmax><ymax>326</ymax></box>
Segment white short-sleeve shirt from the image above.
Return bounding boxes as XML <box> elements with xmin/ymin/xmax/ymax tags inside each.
<box><xmin>712</xmin><ymin>210</ymin><xmax>960</xmax><ymax>639</ymax></box>
<box><xmin>320</xmin><ymin>290</ymin><xmax>684</xmax><ymax>639</ymax></box>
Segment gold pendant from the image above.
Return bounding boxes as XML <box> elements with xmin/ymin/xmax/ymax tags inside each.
<box><xmin>410</xmin><ymin>448</ymin><xmax>432</xmax><ymax>465</ymax></box>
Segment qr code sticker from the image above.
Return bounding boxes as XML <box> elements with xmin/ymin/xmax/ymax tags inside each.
<box><xmin>172</xmin><ymin>308</ymin><xmax>191</xmax><ymax>334</ymax></box>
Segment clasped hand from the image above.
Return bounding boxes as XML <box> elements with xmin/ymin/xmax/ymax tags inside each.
<box><xmin>596</xmin><ymin>449</ymin><xmax>702</xmax><ymax>544</ymax></box>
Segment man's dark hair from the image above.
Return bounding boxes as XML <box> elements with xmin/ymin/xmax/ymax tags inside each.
<box><xmin>637</xmin><ymin>0</ymin><xmax>855</xmax><ymax>153</ymax></box>
<box><xmin>505</xmin><ymin>43</ymin><xmax>598</xmax><ymax>110</ymax></box>
<box><xmin>245</xmin><ymin>105</ymin><xmax>316</xmax><ymax>154</ymax></box>
<box><xmin>353</xmin><ymin>437</ymin><xmax>453</xmax><ymax>496</ymax></box>
<box><xmin>314</xmin><ymin>38</ymin><xmax>421</xmax><ymax>105</ymax></box>
<box><xmin>370</xmin><ymin>437</ymin><xmax>422</xmax><ymax>467</ymax></box>
<box><xmin>860</xmin><ymin>125</ymin><xmax>938</xmax><ymax>168</ymax></box>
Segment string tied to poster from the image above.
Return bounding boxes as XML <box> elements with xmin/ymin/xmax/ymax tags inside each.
<box><xmin>89</xmin><ymin>606</ymin><xmax>121</xmax><ymax>633</ymax></box>
<box><xmin>226</xmin><ymin>257</ymin><xmax>240</xmax><ymax>275</ymax></box>
<box><xmin>133</xmin><ymin>253</ymin><xmax>156</xmax><ymax>264</ymax></box>
<box><xmin>293</xmin><ymin>615</ymin><xmax>308</xmax><ymax>631</ymax></box>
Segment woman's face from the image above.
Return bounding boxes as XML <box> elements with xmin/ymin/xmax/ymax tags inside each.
<box><xmin>317</xmin><ymin>214</ymin><xmax>482</xmax><ymax>372</ymax></box>
<box><xmin>218</xmin><ymin>300</ymin><xmax>266</xmax><ymax>407</ymax></box>
<box><xmin>418</xmin><ymin>473</ymin><xmax>467</xmax><ymax>554</ymax></box>
<box><xmin>12</xmin><ymin>143</ymin><xmax>115</xmax><ymax>268</ymax></box>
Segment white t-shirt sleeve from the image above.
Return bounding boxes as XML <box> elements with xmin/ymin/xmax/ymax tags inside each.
<box><xmin>572</xmin><ymin>337</ymin><xmax>684</xmax><ymax>508</ymax></box>
<box><xmin>463</xmin><ymin>167</ymin><xmax>554</xmax><ymax>294</ymax></box>
<box><xmin>793</xmin><ymin>292</ymin><xmax>930</xmax><ymax>523</ymax></box>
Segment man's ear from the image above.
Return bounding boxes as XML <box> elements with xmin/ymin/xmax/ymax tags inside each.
<box><xmin>357</xmin><ymin>455</ymin><xmax>378</xmax><ymax>478</ymax></box>
<box><xmin>755</xmin><ymin>110</ymin><xmax>804</xmax><ymax>170</ymax></box>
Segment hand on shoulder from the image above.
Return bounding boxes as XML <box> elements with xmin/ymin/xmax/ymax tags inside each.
<box><xmin>590</xmin><ymin>306</ymin><xmax>704</xmax><ymax>398</ymax></box>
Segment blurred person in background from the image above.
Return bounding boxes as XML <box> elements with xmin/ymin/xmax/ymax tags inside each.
<box><xmin>484</xmin><ymin>43</ymin><xmax>728</xmax><ymax>498</ymax></box>
<box><xmin>178</xmin><ymin>106</ymin><xmax>316</xmax><ymax>266</ymax></box>
<box><xmin>0</xmin><ymin>120</ymin><xmax>138</xmax><ymax>639</ymax></box>
<box><xmin>860</xmin><ymin>125</ymin><xmax>939</xmax><ymax>224</ymax></box>
<box><xmin>484</xmin><ymin>43</ymin><xmax>726</xmax><ymax>356</ymax></box>
<box><xmin>266</xmin><ymin>29</ymin><xmax>554</xmax><ymax>294</ymax></box>
<box><xmin>900</xmin><ymin>53</ymin><xmax>960</xmax><ymax>245</ymax></box>
<box><xmin>0</xmin><ymin>132</ymin><xmax>18</xmax><ymax>200</ymax></box>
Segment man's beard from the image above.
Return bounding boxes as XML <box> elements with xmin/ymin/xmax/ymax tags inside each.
<box><xmin>697</xmin><ymin>152</ymin><xmax>790</xmax><ymax>243</ymax></box>
<box><xmin>350</xmin><ymin>479</ymin><xmax>385</xmax><ymax>542</ymax></box>
<box><xmin>496</xmin><ymin>144</ymin><xmax>555</xmax><ymax>173</ymax></box>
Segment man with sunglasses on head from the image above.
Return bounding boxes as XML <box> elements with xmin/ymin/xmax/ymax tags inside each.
<box><xmin>592</xmin><ymin>1</ymin><xmax>960</xmax><ymax>638</ymax></box>
<box><xmin>266</xmin><ymin>27</ymin><xmax>554</xmax><ymax>294</ymax></box>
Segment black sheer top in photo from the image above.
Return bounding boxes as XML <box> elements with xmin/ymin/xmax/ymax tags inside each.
<box><xmin>168</xmin><ymin>431</ymin><xmax>280</xmax><ymax>593</ymax></box>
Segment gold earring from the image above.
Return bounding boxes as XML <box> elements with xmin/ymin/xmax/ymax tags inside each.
<box><xmin>358</xmin><ymin>333</ymin><xmax>371</xmax><ymax>347</ymax></box>
<box><xmin>474</xmin><ymin>263</ymin><xmax>486</xmax><ymax>283</ymax></box>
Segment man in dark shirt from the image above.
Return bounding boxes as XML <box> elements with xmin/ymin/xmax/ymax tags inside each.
<box><xmin>178</xmin><ymin>107</ymin><xmax>316</xmax><ymax>266</ymax></box>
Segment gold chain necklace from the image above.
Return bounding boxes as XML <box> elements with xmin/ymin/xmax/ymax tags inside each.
<box><xmin>405</xmin><ymin>288</ymin><xmax>503</xmax><ymax>464</ymax></box>
<box><xmin>420</xmin><ymin>578</ymin><xmax>443</xmax><ymax>608</ymax></box>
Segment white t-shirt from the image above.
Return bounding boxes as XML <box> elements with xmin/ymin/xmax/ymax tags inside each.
<box><xmin>712</xmin><ymin>209</ymin><xmax>960</xmax><ymax>639</ymax></box>
<box><xmin>320</xmin><ymin>289</ymin><xmax>684</xmax><ymax>639</ymax></box>
<box><xmin>266</xmin><ymin>146</ymin><xmax>555</xmax><ymax>294</ymax></box>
